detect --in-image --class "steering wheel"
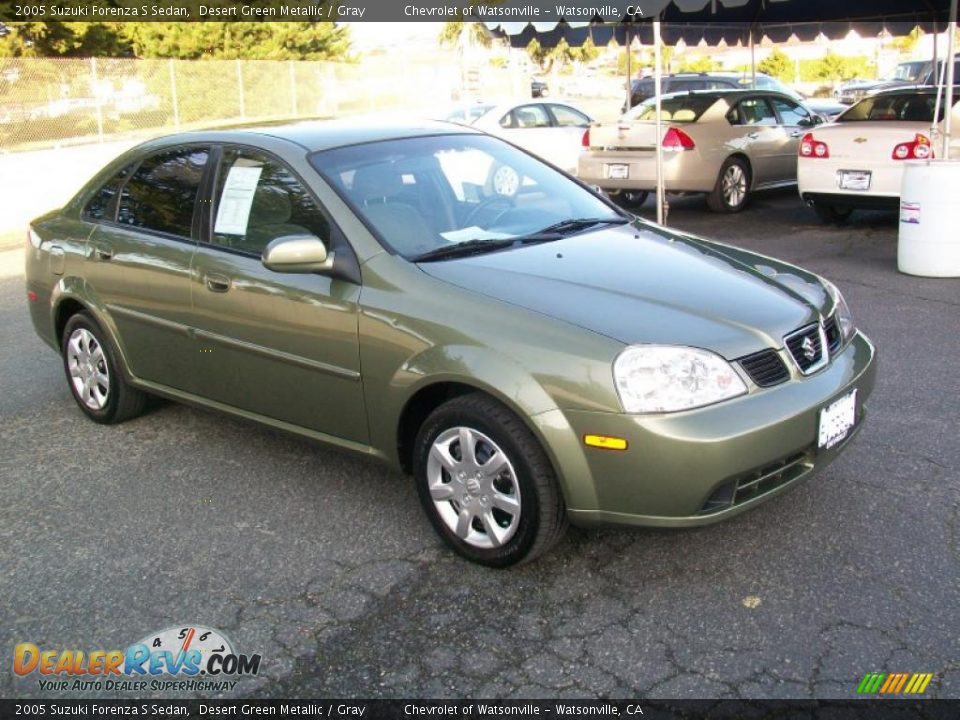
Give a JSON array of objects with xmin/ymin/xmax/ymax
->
[{"xmin": 464, "ymin": 196, "xmax": 514, "ymax": 228}]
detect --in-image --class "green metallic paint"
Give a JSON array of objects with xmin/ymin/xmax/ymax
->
[{"xmin": 26, "ymin": 124, "xmax": 878, "ymax": 530}]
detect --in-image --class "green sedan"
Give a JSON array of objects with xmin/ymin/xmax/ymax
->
[{"xmin": 24, "ymin": 121, "xmax": 876, "ymax": 566}]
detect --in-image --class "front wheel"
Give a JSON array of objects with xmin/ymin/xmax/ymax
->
[
  {"xmin": 413, "ymin": 394, "xmax": 567, "ymax": 567},
  {"xmin": 61, "ymin": 312, "xmax": 146, "ymax": 424},
  {"xmin": 707, "ymin": 157, "xmax": 750, "ymax": 213}
]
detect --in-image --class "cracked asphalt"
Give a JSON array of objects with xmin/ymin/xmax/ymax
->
[{"xmin": 2, "ymin": 187, "xmax": 958, "ymax": 700}]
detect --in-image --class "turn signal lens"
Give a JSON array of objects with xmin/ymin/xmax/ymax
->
[
  {"xmin": 799, "ymin": 133, "xmax": 830, "ymax": 158},
  {"xmin": 583, "ymin": 435, "xmax": 628, "ymax": 451},
  {"xmin": 892, "ymin": 134, "xmax": 933, "ymax": 160}
]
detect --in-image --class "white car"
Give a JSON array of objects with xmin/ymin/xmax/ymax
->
[
  {"xmin": 798, "ymin": 87, "xmax": 960, "ymax": 222},
  {"xmin": 469, "ymin": 101, "xmax": 593, "ymax": 175}
]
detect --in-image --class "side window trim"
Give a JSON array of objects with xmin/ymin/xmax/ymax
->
[
  {"xmin": 80, "ymin": 159, "xmax": 141, "ymax": 224},
  {"xmin": 99, "ymin": 143, "xmax": 212, "ymax": 245}
]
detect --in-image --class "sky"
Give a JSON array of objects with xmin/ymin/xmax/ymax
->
[{"xmin": 344, "ymin": 22, "xmax": 446, "ymax": 50}]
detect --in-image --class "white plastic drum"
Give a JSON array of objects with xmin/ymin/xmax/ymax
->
[{"xmin": 898, "ymin": 160, "xmax": 960, "ymax": 277}]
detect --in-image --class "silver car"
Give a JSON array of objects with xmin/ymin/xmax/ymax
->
[{"xmin": 580, "ymin": 90, "xmax": 825, "ymax": 212}]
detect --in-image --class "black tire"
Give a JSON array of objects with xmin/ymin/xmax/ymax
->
[
  {"xmin": 61, "ymin": 311, "xmax": 146, "ymax": 424},
  {"xmin": 413, "ymin": 393, "xmax": 567, "ymax": 567},
  {"xmin": 611, "ymin": 190, "xmax": 649, "ymax": 209},
  {"xmin": 812, "ymin": 203, "xmax": 853, "ymax": 224},
  {"xmin": 707, "ymin": 157, "xmax": 751, "ymax": 213}
]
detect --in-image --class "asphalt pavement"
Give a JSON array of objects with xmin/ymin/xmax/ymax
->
[{"xmin": 2, "ymin": 188, "xmax": 958, "ymax": 700}]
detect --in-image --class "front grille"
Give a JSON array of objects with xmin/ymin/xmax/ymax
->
[
  {"xmin": 785, "ymin": 323, "xmax": 826, "ymax": 374},
  {"xmin": 823, "ymin": 315, "xmax": 842, "ymax": 352},
  {"xmin": 698, "ymin": 451, "xmax": 813, "ymax": 515},
  {"xmin": 739, "ymin": 349, "xmax": 790, "ymax": 388}
]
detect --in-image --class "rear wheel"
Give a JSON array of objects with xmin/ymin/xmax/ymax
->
[
  {"xmin": 61, "ymin": 312, "xmax": 146, "ymax": 424},
  {"xmin": 812, "ymin": 203, "xmax": 853, "ymax": 224},
  {"xmin": 707, "ymin": 157, "xmax": 750, "ymax": 213},
  {"xmin": 610, "ymin": 189, "xmax": 649, "ymax": 209},
  {"xmin": 413, "ymin": 393, "xmax": 567, "ymax": 567}
]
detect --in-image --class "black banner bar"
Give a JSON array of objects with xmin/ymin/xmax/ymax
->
[
  {"xmin": 1, "ymin": 0, "xmax": 951, "ymax": 24},
  {"xmin": 3, "ymin": 699, "xmax": 960, "ymax": 720}
]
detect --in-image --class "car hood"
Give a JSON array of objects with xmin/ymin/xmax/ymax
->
[{"xmin": 418, "ymin": 224, "xmax": 830, "ymax": 360}]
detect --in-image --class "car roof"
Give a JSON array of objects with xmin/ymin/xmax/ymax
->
[
  {"xmin": 870, "ymin": 84, "xmax": 960, "ymax": 97},
  {"xmin": 137, "ymin": 118, "xmax": 478, "ymax": 153}
]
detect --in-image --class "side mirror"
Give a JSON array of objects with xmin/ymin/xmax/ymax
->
[
  {"xmin": 262, "ymin": 234, "xmax": 334, "ymax": 274},
  {"xmin": 797, "ymin": 115, "xmax": 823, "ymax": 127}
]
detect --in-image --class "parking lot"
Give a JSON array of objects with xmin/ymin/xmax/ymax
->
[{"xmin": 2, "ymin": 188, "xmax": 959, "ymax": 700}]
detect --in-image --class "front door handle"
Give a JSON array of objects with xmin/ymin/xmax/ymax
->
[
  {"xmin": 93, "ymin": 244, "xmax": 113, "ymax": 261},
  {"xmin": 204, "ymin": 274, "xmax": 231, "ymax": 293},
  {"xmin": 790, "ymin": 130, "xmax": 804, "ymax": 138},
  {"xmin": 747, "ymin": 131, "xmax": 760, "ymax": 140}
]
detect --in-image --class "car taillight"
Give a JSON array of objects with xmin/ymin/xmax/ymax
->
[
  {"xmin": 581, "ymin": 128, "xmax": 590, "ymax": 147},
  {"xmin": 799, "ymin": 133, "xmax": 830, "ymax": 158},
  {"xmin": 663, "ymin": 127, "xmax": 695, "ymax": 152},
  {"xmin": 892, "ymin": 134, "xmax": 933, "ymax": 160}
]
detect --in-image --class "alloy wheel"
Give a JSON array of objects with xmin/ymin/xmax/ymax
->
[{"xmin": 66, "ymin": 328, "xmax": 110, "ymax": 410}]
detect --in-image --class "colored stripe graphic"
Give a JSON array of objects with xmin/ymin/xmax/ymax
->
[{"xmin": 859, "ymin": 672, "xmax": 934, "ymax": 695}]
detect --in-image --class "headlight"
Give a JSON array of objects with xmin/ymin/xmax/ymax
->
[
  {"xmin": 613, "ymin": 345, "xmax": 747, "ymax": 414},
  {"xmin": 824, "ymin": 280, "xmax": 856, "ymax": 342}
]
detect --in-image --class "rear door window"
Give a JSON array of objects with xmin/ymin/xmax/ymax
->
[
  {"xmin": 501, "ymin": 104, "xmax": 551, "ymax": 129},
  {"xmin": 117, "ymin": 147, "xmax": 209, "ymax": 238},
  {"xmin": 83, "ymin": 162, "xmax": 136, "ymax": 222},
  {"xmin": 731, "ymin": 98, "xmax": 778, "ymax": 126}
]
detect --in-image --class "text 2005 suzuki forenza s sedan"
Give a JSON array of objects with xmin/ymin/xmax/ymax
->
[{"xmin": 26, "ymin": 121, "xmax": 876, "ymax": 566}]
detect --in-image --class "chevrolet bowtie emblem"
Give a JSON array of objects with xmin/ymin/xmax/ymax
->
[{"xmin": 854, "ymin": 137, "xmax": 868, "ymax": 143}]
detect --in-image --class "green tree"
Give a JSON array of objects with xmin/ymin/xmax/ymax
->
[
  {"xmin": 757, "ymin": 47, "xmax": 792, "ymax": 81},
  {"xmin": 0, "ymin": 21, "xmax": 351, "ymax": 61},
  {"xmin": 438, "ymin": 22, "xmax": 492, "ymax": 49},
  {"xmin": 0, "ymin": 22, "xmax": 133, "ymax": 57},
  {"xmin": 678, "ymin": 55, "xmax": 721, "ymax": 73}
]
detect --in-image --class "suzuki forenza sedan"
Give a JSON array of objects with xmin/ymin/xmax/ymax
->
[{"xmin": 26, "ymin": 121, "xmax": 876, "ymax": 566}]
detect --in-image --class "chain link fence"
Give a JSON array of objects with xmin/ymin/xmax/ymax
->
[{"xmin": 0, "ymin": 55, "xmax": 520, "ymax": 152}]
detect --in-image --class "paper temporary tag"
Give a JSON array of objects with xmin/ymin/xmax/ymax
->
[{"xmin": 214, "ymin": 165, "xmax": 263, "ymax": 235}]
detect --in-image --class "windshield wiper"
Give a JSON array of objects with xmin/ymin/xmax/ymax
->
[
  {"xmin": 411, "ymin": 238, "xmax": 515, "ymax": 263},
  {"xmin": 512, "ymin": 217, "xmax": 632, "ymax": 243}
]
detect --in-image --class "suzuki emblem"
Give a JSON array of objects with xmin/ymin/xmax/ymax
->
[
  {"xmin": 801, "ymin": 336, "xmax": 817, "ymax": 361},
  {"xmin": 854, "ymin": 137, "xmax": 868, "ymax": 143}
]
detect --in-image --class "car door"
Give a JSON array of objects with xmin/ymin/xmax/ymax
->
[
  {"xmin": 497, "ymin": 104, "xmax": 557, "ymax": 166},
  {"xmin": 544, "ymin": 103, "xmax": 592, "ymax": 174},
  {"xmin": 768, "ymin": 96, "xmax": 814, "ymax": 181},
  {"xmin": 726, "ymin": 96, "xmax": 786, "ymax": 185},
  {"xmin": 188, "ymin": 145, "xmax": 367, "ymax": 443},
  {"xmin": 85, "ymin": 146, "xmax": 208, "ymax": 390}
]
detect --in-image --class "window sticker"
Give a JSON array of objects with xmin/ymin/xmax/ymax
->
[{"xmin": 214, "ymin": 165, "xmax": 263, "ymax": 235}]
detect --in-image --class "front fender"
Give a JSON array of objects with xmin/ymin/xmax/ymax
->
[{"xmin": 367, "ymin": 344, "xmax": 599, "ymax": 513}]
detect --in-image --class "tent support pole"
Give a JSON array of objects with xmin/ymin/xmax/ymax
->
[
  {"xmin": 750, "ymin": 28, "xmax": 756, "ymax": 87},
  {"xmin": 944, "ymin": 0, "xmax": 957, "ymax": 159},
  {"xmin": 655, "ymin": 18, "xmax": 665, "ymax": 225},
  {"xmin": 626, "ymin": 25, "xmax": 632, "ymax": 112}
]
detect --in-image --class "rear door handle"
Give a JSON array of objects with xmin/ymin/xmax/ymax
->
[
  {"xmin": 93, "ymin": 244, "xmax": 113, "ymax": 261},
  {"xmin": 790, "ymin": 130, "xmax": 804, "ymax": 138},
  {"xmin": 747, "ymin": 132, "xmax": 760, "ymax": 140},
  {"xmin": 204, "ymin": 274, "xmax": 231, "ymax": 293}
]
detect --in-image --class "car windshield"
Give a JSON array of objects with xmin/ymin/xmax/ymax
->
[
  {"xmin": 893, "ymin": 61, "xmax": 927, "ymax": 82},
  {"xmin": 838, "ymin": 93, "xmax": 949, "ymax": 122},
  {"xmin": 310, "ymin": 134, "xmax": 623, "ymax": 260},
  {"xmin": 623, "ymin": 95, "xmax": 716, "ymax": 122}
]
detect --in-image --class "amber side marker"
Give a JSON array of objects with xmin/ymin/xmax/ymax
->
[{"xmin": 583, "ymin": 434, "xmax": 628, "ymax": 451}]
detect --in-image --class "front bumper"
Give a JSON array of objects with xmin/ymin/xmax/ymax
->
[{"xmin": 550, "ymin": 331, "xmax": 876, "ymax": 528}]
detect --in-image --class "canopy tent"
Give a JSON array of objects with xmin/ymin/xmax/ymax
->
[{"xmin": 483, "ymin": 0, "xmax": 958, "ymax": 224}]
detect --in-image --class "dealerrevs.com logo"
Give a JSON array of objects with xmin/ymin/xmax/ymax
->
[{"xmin": 14, "ymin": 625, "xmax": 261, "ymax": 693}]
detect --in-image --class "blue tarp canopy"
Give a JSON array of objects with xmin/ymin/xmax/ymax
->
[{"xmin": 484, "ymin": 0, "xmax": 956, "ymax": 46}]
